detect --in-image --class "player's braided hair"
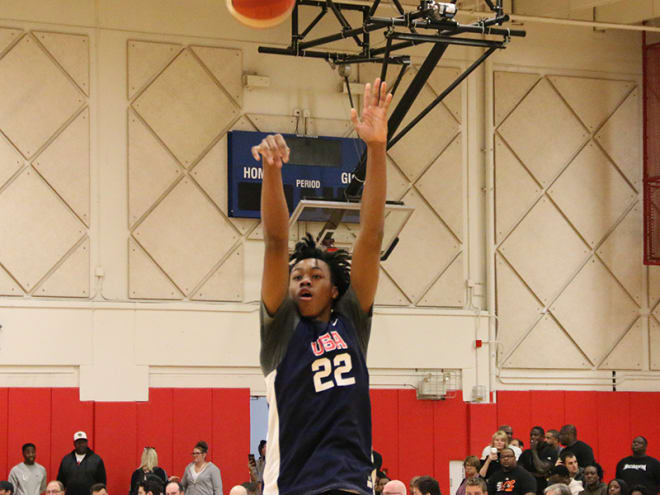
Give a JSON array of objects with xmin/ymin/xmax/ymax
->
[{"xmin": 289, "ymin": 233, "xmax": 351, "ymax": 299}]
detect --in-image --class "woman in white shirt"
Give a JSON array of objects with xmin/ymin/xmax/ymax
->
[{"xmin": 181, "ymin": 441, "xmax": 223, "ymax": 495}]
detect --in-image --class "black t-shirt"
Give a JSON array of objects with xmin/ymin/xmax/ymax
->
[
  {"xmin": 616, "ymin": 455, "xmax": 660, "ymax": 494},
  {"xmin": 487, "ymin": 466, "xmax": 537, "ymax": 495},
  {"xmin": 519, "ymin": 443, "xmax": 558, "ymax": 495},
  {"xmin": 562, "ymin": 441, "xmax": 595, "ymax": 468}
]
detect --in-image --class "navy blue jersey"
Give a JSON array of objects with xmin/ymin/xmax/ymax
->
[{"xmin": 260, "ymin": 287, "xmax": 373, "ymax": 495}]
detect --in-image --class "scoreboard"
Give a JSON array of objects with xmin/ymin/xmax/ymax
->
[{"xmin": 227, "ymin": 130, "xmax": 365, "ymax": 219}]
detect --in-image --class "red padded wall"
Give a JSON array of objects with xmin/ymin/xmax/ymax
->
[
  {"xmin": 0, "ymin": 389, "xmax": 8, "ymax": 479},
  {"xmin": 8, "ymin": 389, "xmax": 52, "ymax": 476}
]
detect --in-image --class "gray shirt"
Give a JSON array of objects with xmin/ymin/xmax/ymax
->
[
  {"xmin": 181, "ymin": 462, "xmax": 222, "ymax": 495},
  {"xmin": 8, "ymin": 462, "xmax": 47, "ymax": 495}
]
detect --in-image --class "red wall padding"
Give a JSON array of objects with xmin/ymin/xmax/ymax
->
[
  {"xmin": 2, "ymin": 387, "xmax": 660, "ymax": 495},
  {"xmin": 0, "ymin": 388, "xmax": 249, "ymax": 495}
]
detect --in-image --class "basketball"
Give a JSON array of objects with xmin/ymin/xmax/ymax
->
[{"xmin": 227, "ymin": 0, "xmax": 296, "ymax": 29}]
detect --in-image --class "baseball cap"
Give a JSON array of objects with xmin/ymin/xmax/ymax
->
[{"xmin": 73, "ymin": 431, "xmax": 87, "ymax": 441}]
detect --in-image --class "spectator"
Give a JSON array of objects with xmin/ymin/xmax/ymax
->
[
  {"xmin": 376, "ymin": 473, "xmax": 392, "ymax": 495},
  {"xmin": 487, "ymin": 447, "xmax": 536, "ymax": 495},
  {"xmin": 248, "ymin": 441, "xmax": 266, "ymax": 495},
  {"xmin": 0, "ymin": 482, "xmax": 15, "ymax": 495},
  {"xmin": 138, "ymin": 479, "xmax": 162, "ymax": 495},
  {"xmin": 579, "ymin": 465, "xmax": 606, "ymax": 495},
  {"xmin": 164, "ymin": 482, "xmax": 183, "ymax": 495},
  {"xmin": 241, "ymin": 483, "xmax": 257, "ymax": 495},
  {"xmin": 466, "ymin": 478, "xmax": 488, "ymax": 495},
  {"xmin": 546, "ymin": 432, "xmax": 561, "ymax": 455},
  {"xmin": 545, "ymin": 485, "xmax": 572, "ymax": 495},
  {"xmin": 547, "ymin": 466, "xmax": 582, "ymax": 495},
  {"xmin": 616, "ymin": 437, "xmax": 660, "ymax": 495},
  {"xmin": 630, "ymin": 486, "xmax": 648, "ymax": 495},
  {"xmin": 483, "ymin": 427, "xmax": 522, "ymax": 460},
  {"xmin": 512, "ymin": 440, "xmax": 525, "ymax": 451},
  {"xmin": 481, "ymin": 431, "xmax": 509, "ymax": 479},
  {"xmin": 457, "ymin": 457, "xmax": 483, "ymax": 495},
  {"xmin": 411, "ymin": 476, "xmax": 440, "ymax": 495},
  {"xmin": 90, "ymin": 484, "xmax": 108, "ymax": 495},
  {"xmin": 228, "ymin": 487, "xmax": 246, "ymax": 495},
  {"xmin": 181, "ymin": 441, "xmax": 222, "ymax": 495},
  {"xmin": 520, "ymin": 426, "xmax": 558, "ymax": 495},
  {"xmin": 383, "ymin": 480, "xmax": 407, "ymax": 495},
  {"xmin": 560, "ymin": 452, "xmax": 584, "ymax": 484},
  {"xmin": 57, "ymin": 431, "xmax": 106, "ymax": 495},
  {"xmin": 558, "ymin": 426, "xmax": 595, "ymax": 468},
  {"xmin": 130, "ymin": 447, "xmax": 167, "ymax": 495},
  {"xmin": 410, "ymin": 477, "xmax": 421, "ymax": 495},
  {"xmin": 608, "ymin": 480, "xmax": 630, "ymax": 495},
  {"xmin": 8, "ymin": 443, "xmax": 47, "ymax": 495},
  {"xmin": 45, "ymin": 482, "xmax": 65, "ymax": 495}
]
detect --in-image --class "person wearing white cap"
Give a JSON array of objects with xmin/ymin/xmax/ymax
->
[{"xmin": 56, "ymin": 431, "xmax": 106, "ymax": 495}]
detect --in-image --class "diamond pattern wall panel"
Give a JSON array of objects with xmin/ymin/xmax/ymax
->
[
  {"xmin": 33, "ymin": 108, "xmax": 90, "ymax": 226},
  {"xmin": 425, "ymin": 66, "xmax": 462, "ymax": 123},
  {"xmin": 190, "ymin": 45, "xmax": 243, "ymax": 107},
  {"xmin": 34, "ymin": 237, "xmax": 89, "ymax": 298},
  {"xmin": 495, "ymin": 135, "xmax": 542, "ymax": 243},
  {"xmin": 600, "ymin": 318, "xmax": 643, "ymax": 370},
  {"xmin": 375, "ymin": 268, "xmax": 411, "ymax": 306},
  {"xmin": 192, "ymin": 245, "xmax": 244, "ymax": 302},
  {"xmin": 418, "ymin": 252, "xmax": 465, "ymax": 307},
  {"xmin": 493, "ymin": 71, "xmax": 540, "ymax": 126},
  {"xmin": 0, "ymin": 34, "xmax": 84, "ymax": 158},
  {"xmin": 132, "ymin": 48, "xmax": 239, "ymax": 168},
  {"xmin": 127, "ymin": 40, "xmax": 181, "ymax": 100},
  {"xmin": 415, "ymin": 134, "xmax": 463, "ymax": 241},
  {"xmin": 498, "ymin": 196, "xmax": 590, "ymax": 304},
  {"xmin": 0, "ymin": 28, "xmax": 21, "ymax": 55},
  {"xmin": 549, "ymin": 76, "xmax": 634, "ymax": 133},
  {"xmin": 35, "ymin": 31, "xmax": 89, "ymax": 95},
  {"xmin": 0, "ymin": 168, "xmax": 85, "ymax": 291},
  {"xmin": 548, "ymin": 141, "xmax": 636, "ymax": 247},
  {"xmin": 650, "ymin": 266, "xmax": 660, "ymax": 309},
  {"xmin": 596, "ymin": 89, "xmax": 641, "ymax": 190},
  {"xmin": 596, "ymin": 204, "xmax": 643, "ymax": 305},
  {"xmin": 382, "ymin": 188, "xmax": 460, "ymax": 303},
  {"xmin": 128, "ymin": 238, "xmax": 183, "ymax": 300},
  {"xmin": 132, "ymin": 178, "xmax": 239, "ymax": 296},
  {"xmin": 494, "ymin": 72, "xmax": 646, "ymax": 370},
  {"xmin": 651, "ymin": 317, "xmax": 660, "ymax": 370},
  {"xmin": 496, "ymin": 254, "xmax": 544, "ymax": 360},
  {"xmin": 0, "ymin": 265, "xmax": 22, "ymax": 296},
  {"xmin": 551, "ymin": 257, "xmax": 639, "ymax": 366},
  {"xmin": 498, "ymin": 78, "xmax": 589, "ymax": 187},
  {"xmin": 504, "ymin": 314, "xmax": 590, "ymax": 369},
  {"xmin": 128, "ymin": 110, "xmax": 182, "ymax": 226}
]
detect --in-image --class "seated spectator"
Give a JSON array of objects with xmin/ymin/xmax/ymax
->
[
  {"xmin": 482, "ymin": 427, "xmax": 522, "ymax": 460},
  {"xmin": 228, "ymin": 487, "xmax": 246, "ymax": 495},
  {"xmin": 138, "ymin": 479, "xmax": 163, "ymax": 495},
  {"xmin": 457, "ymin": 457, "xmax": 482, "ymax": 495},
  {"xmin": 487, "ymin": 448, "xmax": 536, "ymax": 495},
  {"xmin": 547, "ymin": 465, "xmax": 581, "ymax": 495},
  {"xmin": 559, "ymin": 452, "xmax": 584, "ymax": 484},
  {"xmin": 512, "ymin": 440, "xmax": 525, "ymax": 451},
  {"xmin": 579, "ymin": 465, "xmax": 606, "ymax": 495},
  {"xmin": 90, "ymin": 484, "xmax": 108, "ymax": 495},
  {"xmin": 546, "ymin": 431, "xmax": 561, "ymax": 455},
  {"xmin": 608, "ymin": 480, "xmax": 630, "ymax": 495},
  {"xmin": 630, "ymin": 486, "xmax": 648, "ymax": 495},
  {"xmin": 411, "ymin": 476, "xmax": 440, "ymax": 495},
  {"xmin": 481, "ymin": 431, "xmax": 509, "ymax": 479},
  {"xmin": 466, "ymin": 478, "xmax": 488, "ymax": 495},
  {"xmin": 0, "ymin": 482, "xmax": 15, "ymax": 495},
  {"xmin": 164, "ymin": 481, "xmax": 183, "ymax": 495},
  {"xmin": 377, "ymin": 473, "xmax": 392, "ymax": 495},
  {"xmin": 520, "ymin": 426, "xmax": 558, "ymax": 495},
  {"xmin": 546, "ymin": 484, "xmax": 572, "ymax": 495},
  {"xmin": 616, "ymin": 437, "xmax": 660, "ymax": 495},
  {"xmin": 383, "ymin": 480, "xmax": 407, "ymax": 495}
]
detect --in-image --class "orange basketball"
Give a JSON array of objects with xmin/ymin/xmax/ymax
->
[{"xmin": 227, "ymin": 0, "xmax": 296, "ymax": 29}]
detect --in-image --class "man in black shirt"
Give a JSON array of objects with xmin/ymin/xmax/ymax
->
[
  {"xmin": 559, "ymin": 425, "xmax": 595, "ymax": 468},
  {"xmin": 616, "ymin": 436, "xmax": 660, "ymax": 495},
  {"xmin": 519, "ymin": 427, "xmax": 558, "ymax": 495},
  {"xmin": 488, "ymin": 448, "xmax": 537, "ymax": 495}
]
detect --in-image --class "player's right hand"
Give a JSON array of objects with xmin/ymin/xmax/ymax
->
[{"xmin": 251, "ymin": 134, "xmax": 290, "ymax": 168}]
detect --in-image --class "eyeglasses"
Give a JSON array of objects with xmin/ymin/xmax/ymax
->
[
  {"xmin": 46, "ymin": 490, "xmax": 63, "ymax": 494},
  {"xmin": 191, "ymin": 451, "xmax": 204, "ymax": 456}
]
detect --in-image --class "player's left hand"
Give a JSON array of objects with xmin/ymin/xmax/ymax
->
[{"xmin": 351, "ymin": 77, "xmax": 392, "ymax": 146}]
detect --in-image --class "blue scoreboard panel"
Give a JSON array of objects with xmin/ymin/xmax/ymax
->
[{"xmin": 227, "ymin": 130, "xmax": 365, "ymax": 219}]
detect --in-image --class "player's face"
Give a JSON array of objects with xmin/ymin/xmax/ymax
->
[{"xmin": 289, "ymin": 258, "xmax": 338, "ymax": 321}]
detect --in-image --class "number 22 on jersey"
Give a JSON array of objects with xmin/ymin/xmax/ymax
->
[{"xmin": 311, "ymin": 352, "xmax": 356, "ymax": 392}]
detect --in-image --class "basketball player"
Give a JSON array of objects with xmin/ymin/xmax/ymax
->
[{"xmin": 251, "ymin": 77, "xmax": 392, "ymax": 495}]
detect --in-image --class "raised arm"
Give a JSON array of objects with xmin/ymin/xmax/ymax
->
[
  {"xmin": 350, "ymin": 78, "xmax": 392, "ymax": 313},
  {"xmin": 252, "ymin": 134, "xmax": 291, "ymax": 314}
]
